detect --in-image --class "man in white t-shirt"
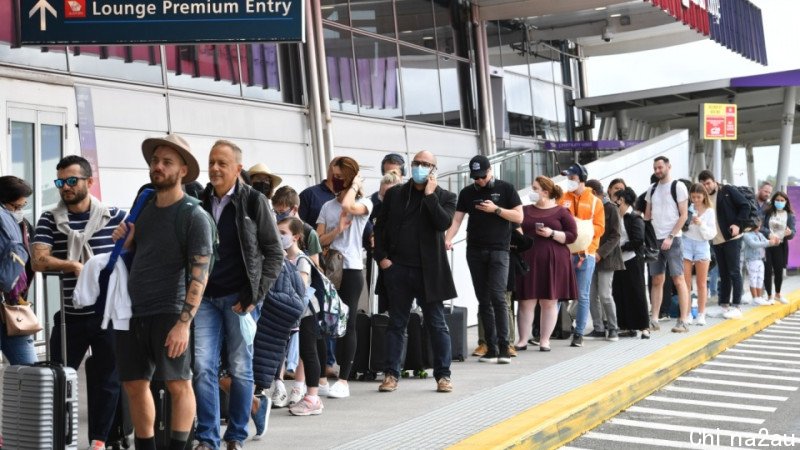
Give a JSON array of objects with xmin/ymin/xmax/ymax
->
[{"xmin": 644, "ymin": 156, "xmax": 691, "ymax": 333}]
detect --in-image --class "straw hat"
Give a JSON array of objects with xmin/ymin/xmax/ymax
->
[
  {"xmin": 141, "ymin": 134, "xmax": 200, "ymax": 183},
  {"xmin": 248, "ymin": 163, "xmax": 282, "ymax": 187}
]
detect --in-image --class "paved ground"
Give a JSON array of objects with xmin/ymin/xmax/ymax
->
[{"xmin": 3, "ymin": 275, "xmax": 799, "ymax": 449}]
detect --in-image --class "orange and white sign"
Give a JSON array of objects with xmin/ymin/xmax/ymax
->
[{"xmin": 701, "ymin": 103, "xmax": 737, "ymax": 140}]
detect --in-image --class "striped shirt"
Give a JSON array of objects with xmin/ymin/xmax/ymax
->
[{"xmin": 33, "ymin": 207, "xmax": 126, "ymax": 316}]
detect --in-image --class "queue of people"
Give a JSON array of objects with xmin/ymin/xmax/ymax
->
[{"xmin": 0, "ymin": 143, "xmax": 796, "ymax": 450}]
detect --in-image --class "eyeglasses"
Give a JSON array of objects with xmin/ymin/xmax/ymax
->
[
  {"xmin": 4, "ymin": 201, "xmax": 27, "ymax": 212},
  {"xmin": 411, "ymin": 160, "xmax": 436, "ymax": 169},
  {"xmin": 54, "ymin": 177, "xmax": 87, "ymax": 189}
]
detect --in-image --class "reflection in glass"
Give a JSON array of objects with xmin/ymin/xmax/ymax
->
[
  {"xmin": 349, "ymin": 0, "xmax": 396, "ymax": 39},
  {"xmin": 439, "ymin": 57, "xmax": 462, "ymax": 127},
  {"xmin": 399, "ymin": 45, "xmax": 442, "ymax": 126},
  {"xmin": 324, "ymin": 26, "xmax": 359, "ymax": 114},
  {"xmin": 499, "ymin": 27, "xmax": 529, "ymax": 76},
  {"xmin": 485, "ymin": 21, "xmax": 503, "ymax": 68},
  {"xmin": 68, "ymin": 45, "xmax": 163, "ymax": 85},
  {"xmin": 241, "ymin": 44, "xmax": 284, "ymax": 102},
  {"xmin": 395, "ymin": 0, "xmax": 434, "ymax": 48},
  {"xmin": 433, "ymin": 1, "xmax": 456, "ymax": 55},
  {"xmin": 352, "ymin": 34, "xmax": 401, "ymax": 119},
  {"xmin": 0, "ymin": 45, "xmax": 67, "ymax": 71},
  {"xmin": 40, "ymin": 125, "xmax": 63, "ymax": 213},
  {"xmin": 10, "ymin": 122, "xmax": 35, "ymax": 224},
  {"xmin": 320, "ymin": 0, "xmax": 350, "ymax": 26},
  {"xmin": 165, "ymin": 45, "xmax": 242, "ymax": 97}
]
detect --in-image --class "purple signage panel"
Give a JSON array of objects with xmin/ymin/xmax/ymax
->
[
  {"xmin": 788, "ymin": 186, "xmax": 800, "ymax": 269},
  {"xmin": 74, "ymin": 85, "xmax": 102, "ymax": 200},
  {"xmin": 543, "ymin": 140, "xmax": 643, "ymax": 151}
]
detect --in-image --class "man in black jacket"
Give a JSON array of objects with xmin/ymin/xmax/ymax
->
[
  {"xmin": 194, "ymin": 140, "xmax": 283, "ymax": 450},
  {"xmin": 698, "ymin": 170, "xmax": 751, "ymax": 319},
  {"xmin": 374, "ymin": 150, "xmax": 457, "ymax": 394}
]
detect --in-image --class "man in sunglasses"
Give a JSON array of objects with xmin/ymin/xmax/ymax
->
[
  {"xmin": 31, "ymin": 155, "xmax": 127, "ymax": 450},
  {"xmin": 445, "ymin": 155, "xmax": 523, "ymax": 364}
]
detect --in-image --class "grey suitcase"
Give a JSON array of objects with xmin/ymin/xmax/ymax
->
[{"xmin": 2, "ymin": 363, "xmax": 79, "ymax": 449}]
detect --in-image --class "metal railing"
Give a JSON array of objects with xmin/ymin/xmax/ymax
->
[{"xmin": 437, "ymin": 147, "xmax": 560, "ymax": 193}]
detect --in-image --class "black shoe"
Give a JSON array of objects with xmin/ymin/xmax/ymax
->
[
  {"xmin": 498, "ymin": 348, "xmax": 511, "ymax": 364},
  {"xmin": 478, "ymin": 351, "xmax": 498, "ymax": 363},
  {"xmin": 586, "ymin": 330, "xmax": 606, "ymax": 339},
  {"xmin": 528, "ymin": 336, "xmax": 540, "ymax": 346},
  {"xmin": 570, "ymin": 334, "xmax": 584, "ymax": 347},
  {"xmin": 606, "ymin": 330, "xmax": 619, "ymax": 341},
  {"xmin": 620, "ymin": 330, "xmax": 637, "ymax": 338}
]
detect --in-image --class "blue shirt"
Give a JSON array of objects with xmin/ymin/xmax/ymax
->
[{"xmin": 298, "ymin": 182, "xmax": 334, "ymax": 227}]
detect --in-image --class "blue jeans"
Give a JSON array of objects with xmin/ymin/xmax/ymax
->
[
  {"xmin": 194, "ymin": 293, "xmax": 255, "ymax": 448},
  {"xmin": 1, "ymin": 321, "xmax": 36, "ymax": 365},
  {"xmin": 466, "ymin": 248, "xmax": 510, "ymax": 353},
  {"xmin": 384, "ymin": 264, "xmax": 452, "ymax": 380},
  {"xmin": 708, "ymin": 265, "xmax": 720, "ymax": 297},
  {"xmin": 572, "ymin": 254, "xmax": 596, "ymax": 337}
]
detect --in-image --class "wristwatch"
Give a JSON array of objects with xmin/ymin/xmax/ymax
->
[
  {"xmin": 494, "ymin": 207, "xmax": 502, "ymax": 216},
  {"xmin": 668, "ymin": 233, "xmax": 675, "ymax": 239}
]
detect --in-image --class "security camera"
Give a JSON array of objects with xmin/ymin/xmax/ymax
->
[{"xmin": 602, "ymin": 26, "xmax": 614, "ymax": 42}]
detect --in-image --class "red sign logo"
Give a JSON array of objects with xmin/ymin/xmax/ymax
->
[{"xmin": 64, "ymin": 0, "xmax": 86, "ymax": 18}]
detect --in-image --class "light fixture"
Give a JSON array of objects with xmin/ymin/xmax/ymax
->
[
  {"xmin": 595, "ymin": 6, "xmax": 607, "ymax": 11},
  {"xmin": 610, "ymin": 13, "xmax": 622, "ymax": 18}
]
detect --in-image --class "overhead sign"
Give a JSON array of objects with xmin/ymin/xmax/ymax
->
[
  {"xmin": 543, "ymin": 140, "xmax": 643, "ymax": 151},
  {"xmin": 701, "ymin": 103, "xmax": 737, "ymax": 140},
  {"xmin": 18, "ymin": 0, "xmax": 304, "ymax": 45}
]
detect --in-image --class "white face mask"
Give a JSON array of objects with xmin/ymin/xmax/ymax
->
[
  {"xmin": 566, "ymin": 180, "xmax": 579, "ymax": 192},
  {"xmin": 11, "ymin": 210, "xmax": 24, "ymax": 224},
  {"xmin": 528, "ymin": 191, "xmax": 540, "ymax": 203},
  {"xmin": 280, "ymin": 233, "xmax": 294, "ymax": 250}
]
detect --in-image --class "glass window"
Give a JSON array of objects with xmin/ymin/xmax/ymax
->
[
  {"xmin": 324, "ymin": 26, "xmax": 359, "ymax": 114},
  {"xmin": 10, "ymin": 121, "xmax": 35, "ymax": 224},
  {"xmin": 164, "ymin": 45, "xmax": 242, "ymax": 97},
  {"xmin": 399, "ymin": 45, "xmax": 442, "ymax": 126},
  {"xmin": 240, "ymin": 43, "xmax": 284, "ymax": 102},
  {"xmin": 532, "ymin": 79, "xmax": 558, "ymax": 123},
  {"xmin": 485, "ymin": 21, "xmax": 503, "ymax": 68},
  {"xmin": 40, "ymin": 124, "xmax": 62, "ymax": 211},
  {"xmin": 433, "ymin": 1, "xmax": 456, "ymax": 55},
  {"xmin": 320, "ymin": 0, "xmax": 350, "ymax": 26},
  {"xmin": 439, "ymin": 57, "xmax": 462, "ymax": 127},
  {"xmin": 68, "ymin": 45, "xmax": 163, "ymax": 85},
  {"xmin": 498, "ymin": 28, "xmax": 529, "ymax": 75},
  {"xmin": 395, "ymin": 0, "xmax": 434, "ymax": 48},
  {"xmin": 0, "ymin": 45, "xmax": 67, "ymax": 71},
  {"xmin": 349, "ymin": 0, "xmax": 396, "ymax": 39},
  {"xmin": 352, "ymin": 34, "xmax": 402, "ymax": 119}
]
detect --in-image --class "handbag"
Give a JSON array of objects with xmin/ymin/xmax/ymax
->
[
  {"xmin": 1, "ymin": 298, "xmax": 43, "ymax": 336},
  {"xmin": 320, "ymin": 248, "xmax": 344, "ymax": 290},
  {"xmin": 566, "ymin": 198, "xmax": 597, "ymax": 254}
]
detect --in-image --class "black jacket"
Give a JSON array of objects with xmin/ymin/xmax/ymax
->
[
  {"xmin": 713, "ymin": 184, "xmax": 750, "ymax": 242},
  {"xmin": 597, "ymin": 200, "xmax": 624, "ymax": 271},
  {"xmin": 202, "ymin": 181, "xmax": 283, "ymax": 309},
  {"xmin": 621, "ymin": 212, "xmax": 645, "ymax": 258},
  {"xmin": 374, "ymin": 181, "xmax": 457, "ymax": 303}
]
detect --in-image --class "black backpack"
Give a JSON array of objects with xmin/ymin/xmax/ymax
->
[
  {"xmin": 648, "ymin": 179, "xmax": 693, "ymax": 231},
  {"xmin": 729, "ymin": 185, "xmax": 760, "ymax": 231}
]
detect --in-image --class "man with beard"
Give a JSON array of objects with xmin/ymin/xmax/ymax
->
[
  {"xmin": 112, "ymin": 134, "xmax": 214, "ymax": 450},
  {"xmin": 32, "ymin": 155, "xmax": 127, "ymax": 450},
  {"xmin": 756, "ymin": 181, "xmax": 773, "ymax": 220}
]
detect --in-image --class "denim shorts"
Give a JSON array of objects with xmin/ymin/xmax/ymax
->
[
  {"xmin": 648, "ymin": 236, "xmax": 685, "ymax": 276},
  {"xmin": 681, "ymin": 237, "xmax": 711, "ymax": 262}
]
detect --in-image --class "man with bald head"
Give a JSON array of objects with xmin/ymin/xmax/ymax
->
[{"xmin": 374, "ymin": 151, "xmax": 457, "ymax": 394}]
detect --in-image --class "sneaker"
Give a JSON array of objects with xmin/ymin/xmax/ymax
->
[
  {"xmin": 436, "ymin": 377, "xmax": 453, "ymax": 393},
  {"xmin": 695, "ymin": 313, "xmax": 706, "ymax": 326},
  {"xmin": 640, "ymin": 330, "xmax": 650, "ymax": 339},
  {"xmin": 754, "ymin": 296, "xmax": 771, "ymax": 306},
  {"xmin": 379, "ymin": 374, "xmax": 398, "ymax": 392},
  {"xmin": 671, "ymin": 321, "xmax": 689, "ymax": 333},
  {"xmin": 527, "ymin": 336, "xmax": 540, "ymax": 346},
  {"xmin": 194, "ymin": 443, "xmax": 214, "ymax": 450},
  {"xmin": 288, "ymin": 395, "xmax": 323, "ymax": 416},
  {"xmin": 318, "ymin": 382, "xmax": 330, "ymax": 397},
  {"xmin": 288, "ymin": 384, "xmax": 306, "ymax": 406},
  {"xmin": 271, "ymin": 380, "xmax": 288, "ymax": 408},
  {"xmin": 606, "ymin": 330, "xmax": 619, "ymax": 342},
  {"xmin": 497, "ymin": 348, "xmax": 511, "ymax": 364},
  {"xmin": 478, "ymin": 350, "xmax": 498, "ymax": 363},
  {"xmin": 586, "ymin": 330, "xmax": 606, "ymax": 339},
  {"xmin": 777, "ymin": 294, "xmax": 789, "ymax": 305},
  {"xmin": 226, "ymin": 441, "xmax": 243, "ymax": 450},
  {"xmin": 706, "ymin": 306, "xmax": 726, "ymax": 318},
  {"xmin": 620, "ymin": 330, "xmax": 637, "ymax": 338},
  {"xmin": 570, "ymin": 334, "xmax": 583, "ymax": 347},
  {"xmin": 507, "ymin": 345, "xmax": 517, "ymax": 358},
  {"xmin": 88, "ymin": 440, "xmax": 105, "ymax": 450},
  {"xmin": 685, "ymin": 316, "xmax": 694, "ymax": 326},
  {"xmin": 471, "ymin": 343, "xmax": 488, "ymax": 357},
  {"xmin": 251, "ymin": 394, "xmax": 270, "ymax": 440},
  {"xmin": 649, "ymin": 319, "xmax": 661, "ymax": 332},
  {"xmin": 740, "ymin": 295, "xmax": 752, "ymax": 305},
  {"xmin": 723, "ymin": 307, "xmax": 743, "ymax": 319},
  {"xmin": 327, "ymin": 380, "xmax": 350, "ymax": 398}
]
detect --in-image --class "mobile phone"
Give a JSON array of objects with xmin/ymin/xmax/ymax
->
[
  {"xmin": 535, "ymin": 222, "xmax": 544, "ymax": 229},
  {"xmin": 473, "ymin": 199, "xmax": 486, "ymax": 205}
]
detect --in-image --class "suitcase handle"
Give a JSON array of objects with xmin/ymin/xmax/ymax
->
[{"xmin": 65, "ymin": 402, "xmax": 74, "ymax": 444}]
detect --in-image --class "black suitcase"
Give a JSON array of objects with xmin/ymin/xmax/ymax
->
[
  {"xmin": 403, "ymin": 309, "xmax": 431, "ymax": 378},
  {"xmin": 347, "ymin": 310, "xmax": 373, "ymax": 380},
  {"xmin": 533, "ymin": 302, "xmax": 573, "ymax": 340},
  {"xmin": 152, "ymin": 381, "xmax": 196, "ymax": 450},
  {"xmin": 444, "ymin": 304, "xmax": 468, "ymax": 362},
  {"xmin": 369, "ymin": 313, "xmax": 390, "ymax": 374}
]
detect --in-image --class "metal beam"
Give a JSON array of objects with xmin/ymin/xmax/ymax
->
[{"xmin": 777, "ymin": 87, "xmax": 797, "ymax": 191}]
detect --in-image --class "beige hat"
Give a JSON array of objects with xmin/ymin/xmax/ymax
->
[
  {"xmin": 248, "ymin": 163, "xmax": 282, "ymax": 187},
  {"xmin": 141, "ymin": 134, "xmax": 200, "ymax": 183}
]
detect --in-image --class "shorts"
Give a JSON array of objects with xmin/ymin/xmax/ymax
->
[
  {"xmin": 648, "ymin": 237, "xmax": 685, "ymax": 277},
  {"xmin": 115, "ymin": 314, "xmax": 192, "ymax": 382},
  {"xmin": 746, "ymin": 260, "xmax": 764, "ymax": 289},
  {"xmin": 682, "ymin": 237, "xmax": 711, "ymax": 262}
]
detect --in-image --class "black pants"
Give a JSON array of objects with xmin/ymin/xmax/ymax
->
[
  {"xmin": 298, "ymin": 315, "xmax": 326, "ymax": 388},
  {"xmin": 466, "ymin": 248, "xmax": 510, "ymax": 353},
  {"xmin": 335, "ymin": 269, "xmax": 364, "ymax": 380},
  {"xmin": 51, "ymin": 312, "xmax": 120, "ymax": 442},
  {"xmin": 764, "ymin": 241, "xmax": 788, "ymax": 296},
  {"xmin": 713, "ymin": 239, "xmax": 743, "ymax": 306}
]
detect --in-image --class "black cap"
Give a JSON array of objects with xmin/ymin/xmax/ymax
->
[
  {"xmin": 469, "ymin": 155, "xmax": 490, "ymax": 179},
  {"xmin": 561, "ymin": 163, "xmax": 588, "ymax": 182}
]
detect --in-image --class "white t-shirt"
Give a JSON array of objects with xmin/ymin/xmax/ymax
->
[
  {"xmin": 317, "ymin": 197, "xmax": 373, "ymax": 270},
  {"xmin": 645, "ymin": 180, "xmax": 689, "ymax": 240},
  {"xmin": 683, "ymin": 208, "xmax": 717, "ymax": 242}
]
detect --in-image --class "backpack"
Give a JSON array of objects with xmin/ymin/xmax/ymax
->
[
  {"xmin": 642, "ymin": 220, "xmax": 660, "ymax": 263},
  {"xmin": 729, "ymin": 185, "xmax": 760, "ymax": 231},
  {"xmin": 173, "ymin": 195, "xmax": 219, "ymax": 284},
  {"xmin": 0, "ymin": 209, "xmax": 28, "ymax": 293},
  {"xmin": 303, "ymin": 255, "xmax": 349, "ymax": 338},
  {"xmin": 649, "ymin": 179, "xmax": 693, "ymax": 231}
]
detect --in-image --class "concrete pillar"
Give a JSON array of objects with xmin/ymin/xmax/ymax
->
[
  {"xmin": 615, "ymin": 110, "xmax": 630, "ymax": 140},
  {"xmin": 777, "ymin": 86, "xmax": 797, "ymax": 191},
  {"xmin": 691, "ymin": 136, "xmax": 706, "ymax": 179},
  {"xmin": 745, "ymin": 144, "xmax": 757, "ymax": 191},
  {"xmin": 713, "ymin": 139, "xmax": 723, "ymax": 182},
  {"xmin": 722, "ymin": 142, "xmax": 736, "ymax": 184}
]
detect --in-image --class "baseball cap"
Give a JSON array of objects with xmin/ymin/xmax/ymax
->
[
  {"xmin": 561, "ymin": 163, "xmax": 588, "ymax": 182},
  {"xmin": 469, "ymin": 155, "xmax": 491, "ymax": 179}
]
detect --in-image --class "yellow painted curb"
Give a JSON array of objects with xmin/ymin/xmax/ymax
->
[{"xmin": 450, "ymin": 289, "xmax": 800, "ymax": 450}]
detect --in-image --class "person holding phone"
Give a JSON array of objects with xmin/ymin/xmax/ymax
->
[{"xmin": 445, "ymin": 155, "xmax": 523, "ymax": 364}]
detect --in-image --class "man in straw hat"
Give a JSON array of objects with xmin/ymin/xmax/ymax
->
[
  {"xmin": 248, "ymin": 163, "xmax": 282, "ymax": 200},
  {"xmin": 113, "ymin": 133, "xmax": 215, "ymax": 450}
]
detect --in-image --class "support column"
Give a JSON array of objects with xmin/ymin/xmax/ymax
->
[
  {"xmin": 305, "ymin": 0, "xmax": 326, "ymax": 180},
  {"xmin": 722, "ymin": 142, "xmax": 736, "ymax": 184},
  {"xmin": 312, "ymin": 0, "xmax": 334, "ymax": 164},
  {"xmin": 713, "ymin": 139, "xmax": 722, "ymax": 182},
  {"xmin": 615, "ymin": 110, "xmax": 630, "ymax": 140},
  {"xmin": 777, "ymin": 86, "xmax": 797, "ymax": 191},
  {"xmin": 472, "ymin": 5, "xmax": 496, "ymax": 155},
  {"xmin": 745, "ymin": 144, "xmax": 756, "ymax": 191},
  {"xmin": 692, "ymin": 137, "xmax": 706, "ymax": 179}
]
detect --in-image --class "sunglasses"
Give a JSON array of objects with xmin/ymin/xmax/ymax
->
[
  {"xmin": 54, "ymin": 177, "xmax": 88, "ymax": 189},
  {"xmin": 472, "ymin": 175, "xmax": 489, "ymax": 181}
]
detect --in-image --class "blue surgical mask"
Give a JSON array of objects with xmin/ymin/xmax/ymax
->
[
  {"xmin": 275, "ymin": 210, "xmax": 291, "ymax": 222},
  {"xmin": 775, "ymin": 201, "xmax": 786, "ymax": 211},
  {"xmin": 411, "ymin": 166, "xmax": 431, "ymax": 184}
]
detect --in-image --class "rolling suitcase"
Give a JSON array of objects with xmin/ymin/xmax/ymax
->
[
  {"xmin": 444, "ymin": 302, "xmax": 468, "ymax": 362},
  {"xmin": 368, "ymin": 313, "xmax": 390, "ymax": 374},
  {"xmin": 152, "ymin": 381, "xmax": 196, "ymax": 450},
  {"xmin": 403, "ymin": 308, "xmax": 431, "ymax": 378},
  {"xmin": 348, "ymin": 310, "xmax": 373, "ymax": 380}
]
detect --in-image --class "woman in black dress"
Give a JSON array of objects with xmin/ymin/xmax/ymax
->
[
  {"xmin": 612, "ymin": 187, "xmax": 651, "ymax": 338},
  {"xmin": 515, "ymin": 176, "xmax": 577, "ymax": 351}
]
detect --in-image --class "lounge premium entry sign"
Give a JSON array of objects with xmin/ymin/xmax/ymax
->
[{"xmin": 18, "ymin": 0, "xmax": 304, "ymax": 44}]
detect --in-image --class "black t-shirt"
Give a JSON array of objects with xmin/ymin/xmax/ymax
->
[
  {"xmin": 456, "ymin": 178, "xmax": 522, "ymax": 250},
  {"xmin": 391, "ymin": 187, "xmax": 424, "ymax": 267}
]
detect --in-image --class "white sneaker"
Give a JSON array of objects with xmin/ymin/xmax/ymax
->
[
  {"xmin": 706, "ymin": 306, "xmax": 725, "ymax": 318},
  {"xmin": 271, "ymin": 380, "xmax": 289, "ymax": 408},
  {"xmin": 753, "ymin": 296, "xmax": 771, "ymax": 306},
  {"xmin": 327, "ymin": 380, "xmax": 350, "ymax": 398},
  {"xmin": 695, "ymin": 313, "xmax": 706, "ymax": 326},
  {"xmin": 288, "ymin": 384, "xmax": 306, "ymax": 406},
  {"xmin": 318, "ymin": 382, "xmax": 330, "ymax": 397},
  {"xmin": 777, "ymin": 295, "xmax": 789, "ymax": 305},
  {"xmin": 723, "ymin": 307, "xmax": 743, "ymax": 319},
  {"xmin": 740, "ymin": 295, "xmax": 752, "ymax": 305}
]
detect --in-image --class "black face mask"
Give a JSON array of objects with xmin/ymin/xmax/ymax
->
[{"xmin": 253, "ymin": 181, "xmax": 271, "ymax": 196}]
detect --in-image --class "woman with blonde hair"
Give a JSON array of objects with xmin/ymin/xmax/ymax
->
[{"xmin": 682, "ymin": 183, "xmax": 717, "ymax": 325}]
